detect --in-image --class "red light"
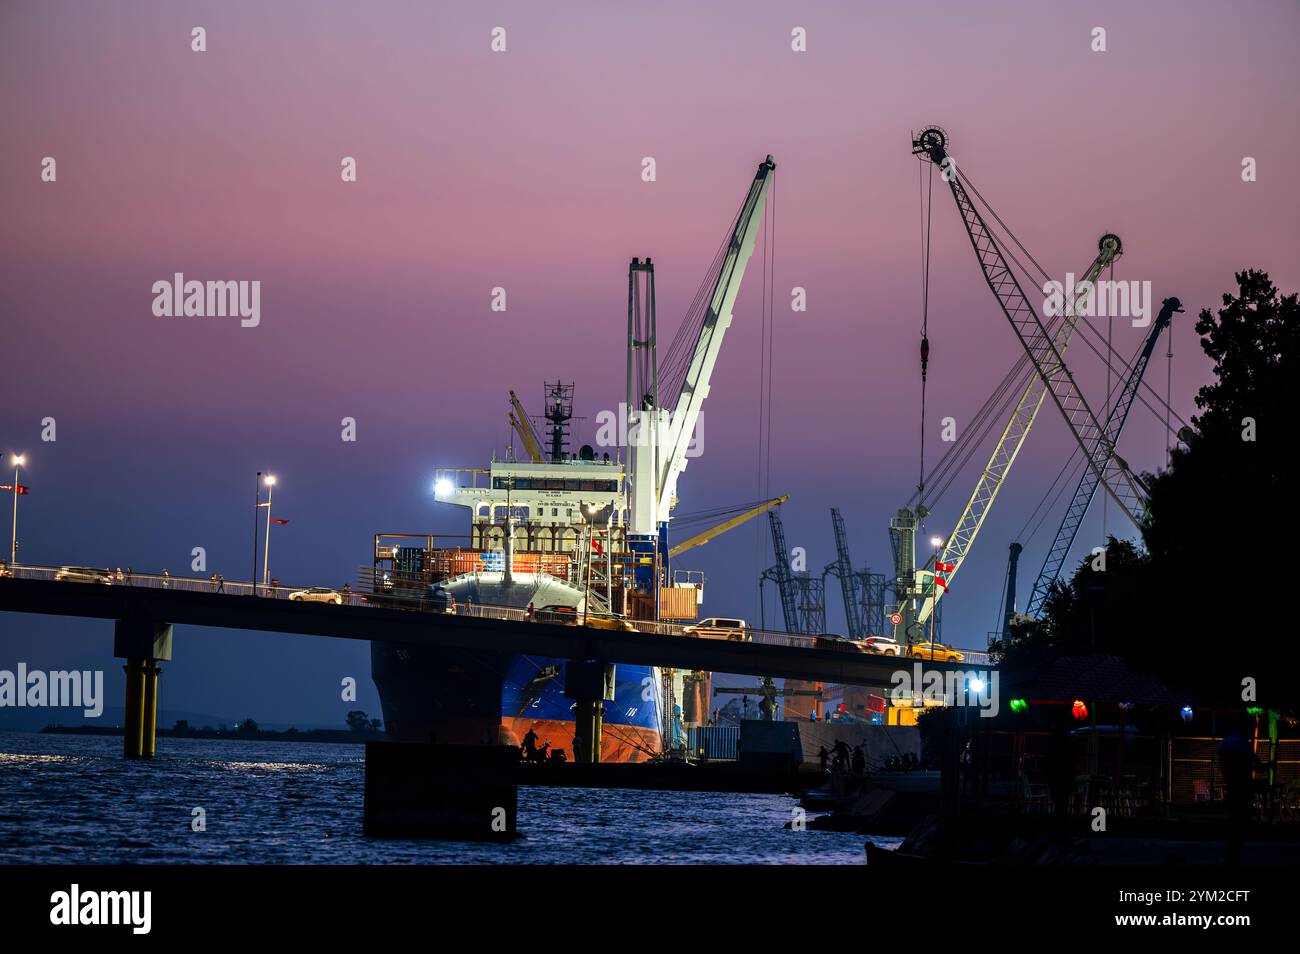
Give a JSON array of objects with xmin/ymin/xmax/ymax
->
[{"xmin": 1071, "ymin": 699, "xmax": 1088, "ymax": 721}]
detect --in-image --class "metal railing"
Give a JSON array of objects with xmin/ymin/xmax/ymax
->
[{"xmin": 0, "ymin": 561, "xmax": 993, "ymax": 663}]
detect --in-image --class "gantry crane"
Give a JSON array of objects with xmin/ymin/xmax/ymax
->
[
  {"xmin": 760, "ymin": 508, "xmax": 799, "ymax": 633},
  {"xmin": 1024, "ymin": 295, "xmax": 1182, "ymax": 616},
  {"xmin": 824, "ymin": 508, "xmax": 865, "ymax": 638},
  {"xmin": 903, "ymin": 126, "xmax": 1151, "ymax": 637}
]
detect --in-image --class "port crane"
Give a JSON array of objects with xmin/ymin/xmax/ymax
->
[
  {"xmin": 913, "ymin": 127, "xmax": 1150, "ymax": 530},
  {"xmin": 1023, "ymin": 295, "xmax": 1182, "ymax": 616},
  {"xmin": 906, "ymin": 230, "xmax": 1122, "ymax": 630},
  {"xmin": 824, "ymin": 508, "xmax": 865, "ymax": 638},
  {"xmin": 760, "ymin": 509, "xmax": 799, "ymax": 632},
  {"xmin": 899, "ymin": 126, "xmax": 1151, "ymax": 640}
]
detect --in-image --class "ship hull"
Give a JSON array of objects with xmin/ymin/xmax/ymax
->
[{"xmin": 371, "ymin": 628, "xmax": 663, "ymax": 763}]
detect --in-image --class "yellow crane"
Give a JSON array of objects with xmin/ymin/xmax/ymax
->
[
  {"xmin": 667, "ymin": 496, "xmax": 789, "ymax": 558},
  {"xmin": 508, "ymin": 390, "xmax": 545, "ymax": 463}
]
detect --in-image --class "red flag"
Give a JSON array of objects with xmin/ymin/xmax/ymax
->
[
  {"xmin": 935, "ymin": 576, "xmax": 948, "ymax": 590},
  {"xmin": 592, "ymin": 539, "xmax": 603, "ymax": 555},
  {"xmin": 271, "ymin": 518, "xmax": 289, "ymax": 525},
  {"xmin": 936, "ymin": 561, "xmax": 955, "ymax": 573},
  {"xmin": 17, "ymin": 485, "xmax": 29, "ymax": 495}
]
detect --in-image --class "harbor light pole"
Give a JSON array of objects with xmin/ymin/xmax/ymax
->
[
  {"xmin": 262, "ymin": 474, "xmax": 276, "ymax": 588},
  {"xmin": 253, "ymin": 471, "xmax": 262, "ymax": 596},
  {"xmin": 10, "ymin": 454, "xmax": 25, "ymax": 565}
]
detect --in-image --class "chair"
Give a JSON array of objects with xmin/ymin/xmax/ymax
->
[{"xmin": 1022, "ymin": 774, "xmax": 1050, "ymax": 813}]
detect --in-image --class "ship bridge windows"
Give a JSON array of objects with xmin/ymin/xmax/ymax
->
[{"xmin": 492, "ymin": 477, "xmax": 618, "ymax": 493}]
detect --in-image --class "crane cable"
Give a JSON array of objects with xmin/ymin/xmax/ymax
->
[
  {"xmin": 960, "ymin": 167, "xmax": 1187, "ymax": 434},
  {"xmin": 918, "ymin": 159, "xmax": 934, "ymax": 504}
]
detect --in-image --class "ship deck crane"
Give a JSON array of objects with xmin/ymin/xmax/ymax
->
[
  {"xmin": 629, "ymin": 156, "xmax": 777, "ymax": 538},
  {"xmin": 906, "ymin": 126, "xmax": 1151, "ymax": 633},
  {"xmin": 508, "ymin": 390, "xmax": 545, "ymax": 464},
  {"xmin": 1024, "ymin": 296, "xmax": 1182, "ymax": 616},
  {"xmin": 666, "ymin": 495, "xmax": 788, "ymax": 559}
]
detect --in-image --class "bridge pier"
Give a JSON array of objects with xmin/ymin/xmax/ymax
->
[
  {"xmin": 114, "ymin": 620, "xmax": 173, "ymax": 759},
  {"xmin": 565, "ymin": 660, "xmax": 616, "ymax": 764}
]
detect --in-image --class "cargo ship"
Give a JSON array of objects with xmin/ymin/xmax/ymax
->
[
  {"xmin": 369, "ymin": 443, "xmax": 675, "ymax": 762},
  {"xmin": 370, "ymin": 156, "xmax": 779, "ymax": 763}
]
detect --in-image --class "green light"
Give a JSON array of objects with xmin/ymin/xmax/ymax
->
[
  {"xmin": 1009, "ymin": 698, "xmax": 1028, "ymax": 714},
  {"xmin": 1246, "ymin": 707, "xmax": 1262, "ymax": 716}
]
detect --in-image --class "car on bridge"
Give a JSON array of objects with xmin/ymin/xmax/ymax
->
[
  {"xmin": 585, "ymin": 613, "xmax": 637, "ymax": 633},
  {"xmin": 906, "ymin": 641, "xmax": 965, "ymax": 663},
  {"xmin": 812, "ymin": 633, "xmax": 869, "ymax": 653},
  {"xmin": 288, "ymin": 587, "xmax": 344, "ymax": 605},
  {"xmin": 681, "ymin": 617, "xmax": 750, "ymax": 642},
  {"xmin": 863, "ymin": 636, "xmax": 903, "ymax": 656},
  {"xmin": 535, "ymin": 604, "xmax": 578, "ymax": 625},
  {"xmin": 54, "ymin": 566, "xmax": 114, "ymax": 585}
]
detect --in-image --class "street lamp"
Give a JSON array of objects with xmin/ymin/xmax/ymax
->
[
  {"xmin": 10, "ymin": 454, "xmax": 25, "ymax": 565},
  {"xmin": 262, "ymin": 475, "xmax": 276, "ymax": 588}
]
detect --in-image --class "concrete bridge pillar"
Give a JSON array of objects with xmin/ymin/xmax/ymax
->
[
  {"xmin": 114, "ymin": 619, "xmax": 173, "ymax": 759},
  {"xmin": 565, "ymin": 660, "xmax": 616, "ymax": 763}
]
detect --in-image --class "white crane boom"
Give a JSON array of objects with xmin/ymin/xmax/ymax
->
[{"xmin": 647, "ymin": 156, "xmax": 776, "ymax": 527}]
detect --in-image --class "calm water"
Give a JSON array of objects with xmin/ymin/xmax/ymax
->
[{"xmin": 0, "ymin": 732, "xmax": 892, "ymax": 864}]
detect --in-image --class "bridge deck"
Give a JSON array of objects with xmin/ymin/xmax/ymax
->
[{"xmin": 0, "ymin": 575, "xmax": 993, "ymax": 688}]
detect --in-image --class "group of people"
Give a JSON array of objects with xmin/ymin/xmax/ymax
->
[
  {"xmin": 819, "ymin": 740, "xmax": 868, "ymax": 776},
  {"xmin": 519, "ymin": 727, "xmax": 567, "ymax": 764}
]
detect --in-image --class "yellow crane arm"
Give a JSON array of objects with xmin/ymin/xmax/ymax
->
[
  {"xmin": 667, "ymin": 495, "xmax": 789, "ymax": 559},
  {"xmin": 508, "ymin": 391, "xmax": 545, "ymax": 463}
]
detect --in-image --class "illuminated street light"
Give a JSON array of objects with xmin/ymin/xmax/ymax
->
[
  {"xmin": 9, "ymin": 454, "xmax": 26, "ymax": 565},
  {"xmin": 262, "ymin": 475, "xmax": 277, "ymax": 588},
  {"xmin": 434, "ymin": 478, "xmax": 453, "ymax": 498}
]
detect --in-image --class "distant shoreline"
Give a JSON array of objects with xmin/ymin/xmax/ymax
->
[{"xmin": 38, "ymin": 725, "xmax": 383, "ymax": 744}]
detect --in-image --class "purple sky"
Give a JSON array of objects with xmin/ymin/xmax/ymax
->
[{"xmin": 2, "ymin": 1, "xmax": 1297, "ymax": 725}]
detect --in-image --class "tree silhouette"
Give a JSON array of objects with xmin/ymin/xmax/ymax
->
[{"xmin": 1005, "ymin": 270, "xmax": 1297, "ymax": 709}]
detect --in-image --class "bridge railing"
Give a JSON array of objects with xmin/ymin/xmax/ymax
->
[{"xmin": 1, "ymin": 562, "xmax": 992, "ymax": 662}]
